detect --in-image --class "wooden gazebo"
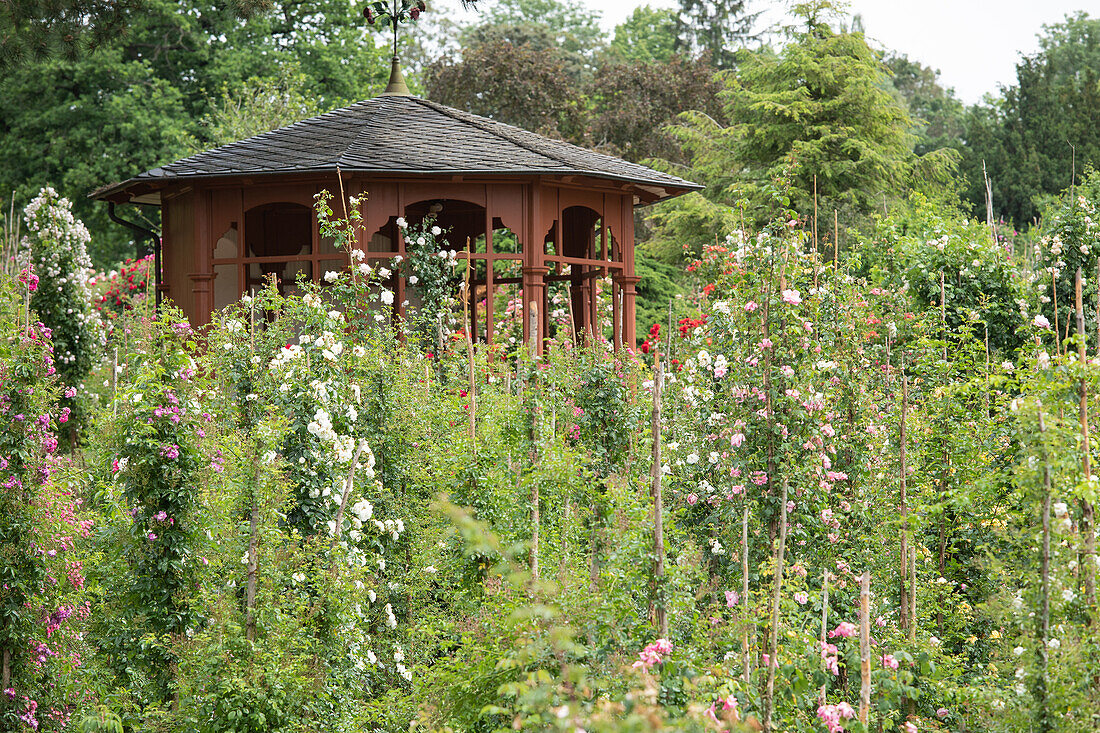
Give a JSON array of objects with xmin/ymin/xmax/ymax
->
[{"xmin": 94, "ymin": 90, "xmax": 699, "ymax": 350}]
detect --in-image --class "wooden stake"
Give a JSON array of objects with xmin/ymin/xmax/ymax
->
[
  {"xmin": 909, "ymin": 544, "xmax": 917, "ymax": 642},
  {"xmin": 650, "ymin": 361, "xmax": 667, "ymax": 637},
  {"xmin": 813, "ymin": 175, "xmax": 819, "ymax": 291},
  {"xmin": 742, "ymin": 504, "xmax": 751, "ymax": 684},
  {"xmin": 244, "ymin": 458, "xmax": 262, "ymax": 641},
  {"xmin": 462, "ymin": 240, "xmax": 477, "ymax": 443},
  {"xmin": 111, "ymin": 346, "xmax": 119, "ymax": 416},
  {"xmin": 940, "ymin": 270, "xmax": 947, "ymax": 361},
  {"xmin": 819, "ymin": 569, "xmax": 829, "ymax": 705},
  {"xmin": 1076, "ymin": 269, "xmax": 1097, "ymax": 606},
  {"xmin": 763, "ymin": 479, "xmax": 788, "ymax": 733},
  {"xmin": 1037, "ymin": 411, "xmax": 1052, "ymax": 730},
  {"xmin": 1053, "ymin": 269, "xmax": 1061, "ymax": 357},
  {"xmin": 859, "ymin": 570, "xmax": 871, "ymax": 727},
  {"xmin": 899, "ymin": 374, "xmax": 910, "ymax": 631},
  {"xmin": 984, "ymin": 323, "xmax": 991, "ymax": 419},
  {"xmin": 833, "ymin": 210, "xmax": 839, "ymax": 273}
]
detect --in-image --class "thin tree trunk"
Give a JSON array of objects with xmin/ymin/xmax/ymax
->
[
  {"xmin": 650, "ymin": 362, "xmax": 667, "ymax": 637},
  {"xmin": 2, "ymin": 646, "xmax": 9, "ymax": 693},
  {"xmin": 743, "ymin": 504, "xmax": 751, "ymax": 684},
  {"xmin": 330, "ymin": 443, "xmax": 367, "ymax": 554},
  {"xmin": 1076, "ymin": 269, "xmax": 1097, "ymax": 606},
  {"xmin": 1037, "ymin": 412, "xmax": 1052, "ymax": 732},
  {"xmin": 859, "ymin": 571, "xmax": 871, "ymax": 727},
  {"xmin": 763, "ymin": 480, "xmax": 788, "ymax": 733},
  {"xmin": 899, "ymin": 374, "xmax": 910, "ymax": 631}
]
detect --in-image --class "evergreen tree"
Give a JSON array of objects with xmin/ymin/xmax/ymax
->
[
  {"xmin": 673, "ymin": 0, "xmax": 759, "ymax": 69},
  {"xmin": 970, "ymin": 13, "xmax": 1100, "ymax": 227},
  {"xmin": 650, "ymin": 3, "xmax": 955, "ymax": 260}
]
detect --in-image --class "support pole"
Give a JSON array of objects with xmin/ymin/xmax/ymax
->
[
  {"xmin": 859, "ymin": 571, "xmax": 871, "ymax": 727},
  {"xmin": 763, "ymin": 479, "xmax": 788, "ymax": 733},
  {"xmin": 650, "ymin": 360, "xmax": 667, "ymax": 637}
]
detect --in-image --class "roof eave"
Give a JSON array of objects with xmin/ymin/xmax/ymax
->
[{"xmin": 92, "ymin": 168, "xmax": 702, "ymax": 204}]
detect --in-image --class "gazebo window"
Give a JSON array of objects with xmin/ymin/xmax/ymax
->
[{"xmin": 212, "ymin": 202, "xmax": 350, "ymax": 301}]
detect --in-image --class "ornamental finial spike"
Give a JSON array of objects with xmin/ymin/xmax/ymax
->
[{"xmin": 382, "ymin": 55, "xmax": 411, "ymax": 96}]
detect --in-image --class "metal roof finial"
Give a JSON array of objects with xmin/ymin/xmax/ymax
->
[{"xmin": 383, "ymin": 55, "xmax": 411, "ymax": 95}]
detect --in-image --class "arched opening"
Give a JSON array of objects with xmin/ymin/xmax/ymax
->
[
  {"xmin": 244, "ymin": 202, "xmax": 313, "ymax": 295},
  {"xmin": 211, "ymin": 201, "xmax": 349, "ymax": 308}
]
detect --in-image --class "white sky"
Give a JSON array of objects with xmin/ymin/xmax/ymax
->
[{"xmin": 445, "ymin": 0, "xmax": 1097, "ymax": 105}]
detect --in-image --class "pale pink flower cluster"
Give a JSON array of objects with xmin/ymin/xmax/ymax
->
[
  {"xmin": 632, "ymin": 638, "xmax": 673, "ymax": 670},
  {"xmin": 821, "ymin": 641, "xmax": 840, "ymax": 675},
  {"xmin": 781, "ymin": 289, "xmax": 802, "ymax": 305},
  {"xmin": 817, "ymin": 702, "xmax": 855, "ymax": 732},
  {"xmin": 881, "ymin": 653, "xmax": 899, "ymax": 670},
  {"xmin": 829, "ymin": 621, "xmax": 857, "ymax": 638}
]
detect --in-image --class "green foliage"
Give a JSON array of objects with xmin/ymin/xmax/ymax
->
[
  {"xmin": 858, "ymin": 193, "xmax": 1028, "ymax": 354},
  {"xmin": 188, "ymin": 65, "xmax": 325, "ymax": 153},
  {"xmin": 21, "ymin": 187, "xmax": 100, "ymax": 391},
  {"xmin": 963, "ymin": 13, "xmax": 1100, "ymax": 227},
  {"xmin": 1036, "ymin": 168, "xmax": 1100, "ymax": 341},
  {"xmin": 606, "ymin": 5, "xmax": 678, "ymax": 65},
  {"xmin": 884, "ymin": 52, "xmax": 967, "ymax": 158},
  {"xmin": 0, "ymin": 0, "xmax": 390, "ymax": 267},
  {"xmin": 425, "ymin": 30, "xmax": 585, "ymax": 138},
  {"xmin": 588, "ymin": 54, "xmax": 723, "ymax": 164},
  {"xmin": 474, "ymin": 0, "xmax": 604, "ymax": 68},
  {"xmin": 671, "ymin": 0, "xmax": 759, "ymax": 69}
]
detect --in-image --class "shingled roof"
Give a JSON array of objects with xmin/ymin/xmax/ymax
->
[{"xmin": 94, "ymin": 95, "xmax": 700, "ymax": 203}]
